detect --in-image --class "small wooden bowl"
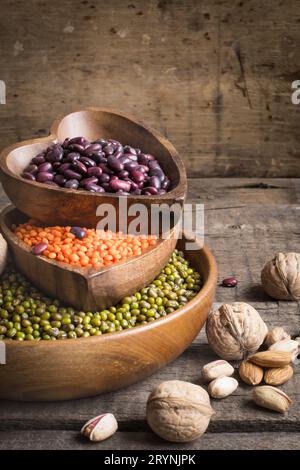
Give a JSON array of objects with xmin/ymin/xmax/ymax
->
[
  {"xmin": 0, "ymin": 108, "xmax": 187, "ymax": 228},
  {"xmin": 0, "ymin": 205, "xmax": 178, "ymax": 311},
  {"xmin": 0, "ymin": 233, "xmax": 217, "ymax": 401}
]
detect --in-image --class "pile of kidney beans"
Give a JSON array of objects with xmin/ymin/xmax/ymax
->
[{"xmin": 21, "ymin": 137, "xmax": 171, "ymax": 196}]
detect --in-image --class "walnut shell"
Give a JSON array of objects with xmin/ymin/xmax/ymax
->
[
  {"xmin": 146, "ymin": 380, "xmax": 214, "ymax": 443},
  {"xmin": 206, "ymin": 302, "xmax": 268, "ymax": 360},
  {"xmin": 261, "ymin": 252, "xmax": 300, "ymax": 300}
]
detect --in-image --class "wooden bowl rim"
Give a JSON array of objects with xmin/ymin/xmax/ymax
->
[
  {"xmin": 0, "ymin": 233, "xmax": 217, "ymax": 347},
  {"xmin": 0, "ymin": 205, "xmax": 178, "ymax": 280},
  {"xmin": 0, "ymin": 107, "xmax": 187, "ymax": 202}
]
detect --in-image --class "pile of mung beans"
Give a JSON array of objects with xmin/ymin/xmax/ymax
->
[{"xmin": 0, "ymin": 249, "xmax": 201, "ymax": 341}]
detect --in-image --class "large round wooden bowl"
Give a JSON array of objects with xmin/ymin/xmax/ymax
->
[
  {"xmin": 0, "ymin": 234, "xmax": 217, "ymax": 401},
  {"xmin": 0, "ymin": 205, "xmax": 178, "ymax": 311},
  {"xmin": 0, "ymin": 108, "xmax": 187, "ymax": 229}
]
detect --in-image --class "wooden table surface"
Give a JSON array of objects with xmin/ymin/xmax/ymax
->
[{"xmin": 0, "ymin": 177, "xmax": 299, "ymax": 450}]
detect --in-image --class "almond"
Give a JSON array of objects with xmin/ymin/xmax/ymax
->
[
  {"xmin": 239, "ymin": 361, "xmax": 263, "ymax": 385},
  {"xmin": 252, "ymin": 386, "xmax": 292, "ymax": 413},
  {"xmin": 249, "ymin": 351, "xmax": 292, "ymax": 367},
  {"xmin": 264, "ymin": 365, "xmax": 293, "ymax": 386}
]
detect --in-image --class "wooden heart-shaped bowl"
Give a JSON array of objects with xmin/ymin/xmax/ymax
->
[
  {"xmin": 0, "ymin": 108, "xmax": 187, "ymax": 228},
  {"xmin": 0, "ymin": 205, "xmax": 178, "ymax": 311},
  {"xmin": 0, "ymin": 233, "xmax": 217, "ymax": 401}
]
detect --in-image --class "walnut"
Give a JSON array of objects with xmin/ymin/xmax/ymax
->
[
  {"xmin": 206, "ymin": 302, "xmax": 268, "ymax": 360},
  {"xmin": 261, "ymin": 252, "xmax": 300, "ymax": 300},
  {"xmin": 146, "ymin": 380, "xmax": 214, "ymax": 442}
]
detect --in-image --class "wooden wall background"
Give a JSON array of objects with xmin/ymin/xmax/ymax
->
[{"xmin": 0, "ymin": 0, "xmax": 299, "ymax": 177}]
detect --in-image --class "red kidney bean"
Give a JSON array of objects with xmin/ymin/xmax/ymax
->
[
  {"xmin": 128, "ymin": 180, "xmax": 138, "ymax": 190},
  {"xmin": 161, "ymin": 177, "xmax": 171, "ymax": 190},
  {"xmin": 113, "ymin": 150, "xmax": 123, "ymax": 159},
  {"xmin": 110, "ymin": 175, "xmax": 118, "ymax": 181},
  {"xmin": 64, "ymin": 179, "xmax": 79, "ymax": 189},
  {"xmin": 87, "ymin": 166, "xmax": 103, "ymax": 177},
  {"xmin": 36, "ymin": 172, "xmax": 54, "ymax": 182},
  {"xmin": 63, "ymin": 169, "xmax": 82, "ymax": 180},
  {"xmin": 52, "ymin": 162, "xmax": 61, "ymax": 171},
  {"xmin": 67, "ymin": 152, "xmax": 81, "ymax": 163},
  {"xmin": 62, "ymin": 138, "xmax": 70, "ymax": 148},
  {"xmin": 124, "ymin": 161, "xmax": 138, "ymax": 172},
  {"xmin": 136, "ymin": 165, "xmax": 149, "ymax": 174},
  {"xmin": 68, "ymin": 137, "xmax": 88, "ymax": 147},
  {"xmin": 107, "ymin": 156, "xmax": 124, "ymax": 172},
  {"xmin": 80, "ymin": 156, "xmax": 96, "ymax": 167},
  {"xmin": 158, "ymin": 189, "xmax": 166, "ymax": 195},
  {"xmin": 68, "ymin": 144, "xmax": 85, "ymax": 153},
  {"xmin": 83, "ymin": 143, "xmax": 101, "ymax": 156},
  {"xmin": 46, "ymin": 144, "xmax": 63, "ymax": 162},
  {"xmin": 85, "ymin": 183, "xmax": 105, "ymax": 193},
  {"xmin": 70, "ymin": 227, "xmax": 86, "ymax": 239},
  {"xmin": 54, "ymin": 174, "xmax": 67, "ymax": 186},
  {"xmin": 103, "ymin": 144, "xmax": 114, "ymax": 155},
  {"xmin": 38, "ymin": 162, "xmax": 52, "ymax": 173},
  {"xmin": 24, "ymin": 164, "xmax": 38, "ymax": 175},
  {"xmin": 119, "ymin": 156, "xmax": 131, "ymax": 165},
  {"xmin": 148, "ymin": 176, "xmax": 161, "ymax": 190},
  {"xmin": 109, "ymin": 179, "xmax": 131, "ymax": 192},
  {"xmin": 98, "ymin": 173, "xmax": 110, "ymax": 184},
  {"xmin": 148, "ymin": 160, "xmax": 161, "ymax": 170},
  {"xmin": 127, "ymin": 153, "xmax": 138, "ymax": 161},
  {"xmin": 124, "ymin": 145, "xmax": 137, "ymax": 155},
  {"xmin": 80, "ymin": 176, "xmax": 98, "ymax": 187},
  {"xmin": 117, "ymin": 170, "xmax": 129, "ymax": 179},
  {"xmin": 92, "ymin": 152, "xmax": 106, "ymax": 164},
  {"xmin": 149, "ymin": 168, "xmax": 165, "ymax": 181},
  {"xmin": 131, "ymin": 188, "xmax": 142, "ymax": 195},
  {"xmin": 101, "ymin": 182, "xmax": 110, "ymax": 191},
  {"xmin": 22, "ymin": 172, "xmax": 36, "ymax": 181},
  {"xmin": 222, "ymin": 277, "xmax": 238, "ymax": 287},
  {"xmin": 72, "ymin": 160, "xmax": 87, "ymax": 174},
  {"xmin": 32, "ymin": 242, "xmax": 48, "ymax": 255},
  {"xmin": 58, "ymin": 163, "xmax": 71, "ymax": 174},
  {"xmin": 142, "ymin": 186, "xmax": 158, "ymax": 195},
  {"xmin": 137, "ymin": 154, "xmax": 150, "ymax": 165},
  {"xmin": 131, "ymin": 170, "xmax": 145, "ymax": 184},
  {"xmin": 98, "ymin": 163, "xmax": 114, "ymax": 175},
  {"xmin": 32, "ymin": 155, "xmax": 46, "ymax": 165}
]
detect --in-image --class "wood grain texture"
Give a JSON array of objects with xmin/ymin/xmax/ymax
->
[
  {"xmin": 1, "ymin": 430, "xmax": 300, "ymax": 450},
  {"xmin": 0, "ymin": 206, "xmax": 177, "ymax": 310},
  {"xmin": 0, "ymin": 178, "xmax": 299, "ymax": 449},
  {"xmin": 0, "ymin": 108, "xmax": 187, "ymax": 227},
  {"xmin": 0, "ymin": 1, "xmax": 299, "ymax": 177}
]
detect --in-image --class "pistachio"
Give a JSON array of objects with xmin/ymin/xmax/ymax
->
[
  {"xmin": 81, "ymin": 413, "xmax": 118, "ymax": 442},
  {"xmin": 264, "ymin": 365, "xmax": 294, "ymax": 386},
  {"xmin": 201, "ymin": 360, "xmax": 234, "ymax": 382},
  {"xmin": 265, "ymin": 327, "xmax": 290, "ymax": 347},
  {"xmin": 269, "ymin": 339, "xmax": 299, "ymax": 362},
  {"xmin": 252, "ymin": 386, "xmax": 292, "ymax": 413},
  {"xmin": 208, "ymin": 376, "xmax": 238, "ymax": 399},
  {"xmin": 239, "ymin": 361, "xmax": 263, "ymax": 386},
  {"xmin": 249, "ymin": 351, "xmax": 292, "ymax": 368}
]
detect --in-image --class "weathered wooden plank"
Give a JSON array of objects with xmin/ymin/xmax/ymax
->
[
  {"xmin": 0, "ymin": 430, "xmax": 299, "ymax": 450},
  {"xmin": 0, "ymin": 1, "xmax": 300, "ymax": 177}
]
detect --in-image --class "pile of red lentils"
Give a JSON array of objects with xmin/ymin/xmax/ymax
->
[{"xmin": 13, "ymin": 221, "xmax": 157, "ymax": 269}]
